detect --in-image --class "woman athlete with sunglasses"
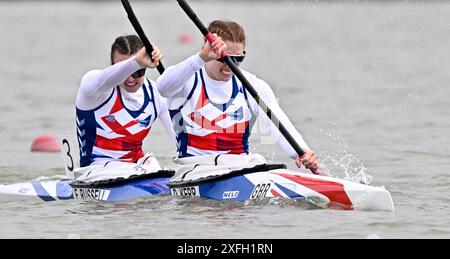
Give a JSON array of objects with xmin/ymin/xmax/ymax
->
[
  {"xmin": 75, "ymin": 35, "xmax": 176, "ymax": 167},
  {"xmin": 157, "ymin": 20, "xmax": 318, "ymax": 171}
]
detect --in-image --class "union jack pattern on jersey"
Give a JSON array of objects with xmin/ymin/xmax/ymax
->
[
  {"xmin": 169, "ymin": 69, "xmax": 256, "ymax": 157},
  {"xmin": 76, "ymin": 79, "xmax": 158, "ymax": 167}
]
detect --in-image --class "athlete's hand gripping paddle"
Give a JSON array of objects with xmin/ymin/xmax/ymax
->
[
  {"xmin": 175, "ymin": 0, "xmax": 322, "ymax": 175},
  {"xmin": 121, "ymin": 0, "xmax": 165, "ymax": 74}
]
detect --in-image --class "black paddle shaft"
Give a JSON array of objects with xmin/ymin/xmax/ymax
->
[
  {"xmin": 176, "ymin": 0, "xmax": 311, "ymax": 160},
  {"xmin": 121, "ymin": 0, "xmax": 165, "ymax": 74}
]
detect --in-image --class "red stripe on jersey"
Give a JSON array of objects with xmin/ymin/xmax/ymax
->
[
  {"xmin": 124, "ymin": 127, "xmax": 151, "ymax": 143},
  {"xmin": 187, "ymin": 132, "xmax": 246, "ymax": 153},
  {"xmin": 109, "ymin": 90, "xmax": 124, "ymax": 114},
  {"xmin": 102, "ymin": 116, "xmax": 132, "ymax": 136},
  {"xmin": 95, "ymin": 128, "xmax": 150, "ymax": 151},
  {"xmin": 95, "ymin": 136, "xmax": 139, "ymax": 151},
  {"xmin": 189, "ymin": 111, "xmax": 249, "ymax": 134},
  {"xmin": 194, "ymin": 86, "xmax": 208, "ymax": 111},
  {"xmin": 123, "ymin": 120, "xmax": 139, "ymax": 128},
  {"xmin": 189, "ymin": 112, "xmax": 229, "ymax": 131},
  {"xmin": 118, "ymin": 149, "xmax": 145, "ymax": 163}
]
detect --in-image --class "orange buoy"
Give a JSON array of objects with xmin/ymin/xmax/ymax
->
[
  {"xmin": 178, "ymin": 33, "xmax": 194, "ymax": 44},
  {"xmin": 31, "ymin": 134, "xmax": 61, "ymax": 153}
]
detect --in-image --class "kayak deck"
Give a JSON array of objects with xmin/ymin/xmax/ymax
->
[{"xmin": 0, "ymin": 170, "xmax": 394, "ymax": 211}]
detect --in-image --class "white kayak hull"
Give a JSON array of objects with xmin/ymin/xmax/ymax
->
[
  {"xmin": 0, "ymin": 177, "xmax": 171, "ymax": 202},
  {"xmin": 168, "ymin": 168, "xmax": 395, "ymax": 212},
  {"xmin": 0, "ymin": 169, "xmax": 394, "ymax": 211}
]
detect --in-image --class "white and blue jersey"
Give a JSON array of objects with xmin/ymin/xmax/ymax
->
[
  {"xmin": 77, "ymin": 80, "xmax": 158, "ymax": 167},
  {"xmin": 169, "ymin": 69, "xmax": 256, "ymax": 157},
  {"xmin": 76, "ymin": 57, "xmax": 176, "ymax": 167},
  {"xmin": 157, "ymin": 53, "xmax": 310, "ymax": 160}
]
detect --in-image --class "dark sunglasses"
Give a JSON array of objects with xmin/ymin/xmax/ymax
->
[
  {"xmin": 131, "ymin": 68, "xmax": 146, "ymax": 79},
  {"xmin": 217, "ymin": 51, "xmax": 246, "ymax": 65}
]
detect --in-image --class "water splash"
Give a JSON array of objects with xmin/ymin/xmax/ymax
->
[
  {"xmin": 320, "ymin": 151, "xmax": 372, "ymax": 185},
  {"xmin": 313, "ymin": 123, "xmax": 373, "ymax": 185}
]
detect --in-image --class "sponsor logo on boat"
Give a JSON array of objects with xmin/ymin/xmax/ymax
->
[
  {"xmin": 171, "ymin": 186, "xmax": 200, "ymax": 197},
  {"xmin": 72, "ymin": 188, "xmax": 111, "ymax": 201},
  {"xmin": 250, "ymin": 183, "xmax": 271, "ymax": 199},
  {"xmin": 223, "ymin": 191, "xmax": 239, "ymax": 199}
]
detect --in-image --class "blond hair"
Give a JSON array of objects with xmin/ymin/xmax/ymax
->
[{"xmin": 208, "ymin": 20, "xmax": 246, "ymax": 47}]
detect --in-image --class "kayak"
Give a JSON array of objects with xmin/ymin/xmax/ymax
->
[
  {"xmin": 168, "ymin": 164, "xmax": 395, "ymax": 211},
  {"xmin": 0, "ymin": 151, "xmax": 394, "ymax": 211},
  {"xmin": 0, "ymin": 153, "xmax": 174, "ymax": 202},
  {"xmin": 0, "ymin": 175, "xmax": 172, "ymax": 202},
  {"xmin": 0, "ymin": 166, "xmax": 394, "ymax": 211}
]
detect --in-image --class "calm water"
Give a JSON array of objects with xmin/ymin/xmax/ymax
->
[{"xmin": 0, "ymin": 0, "xmax": 449, "ymax": 239}]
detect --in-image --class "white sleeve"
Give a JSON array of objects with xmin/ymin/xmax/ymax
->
[
  {"xmin": 250, "ymin": 76, "xmax": 310, "ymax": 159},
  {"xmin": 156, "ymin": 53, "xmax": 205, "ymax": 98},
  {"xmin": 157, "ymin": 95, "xmax": 178, "ymax": 148},
  {"xmin": 76, "ymin": 57, "xmax": 142, "ymax": 110}
]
